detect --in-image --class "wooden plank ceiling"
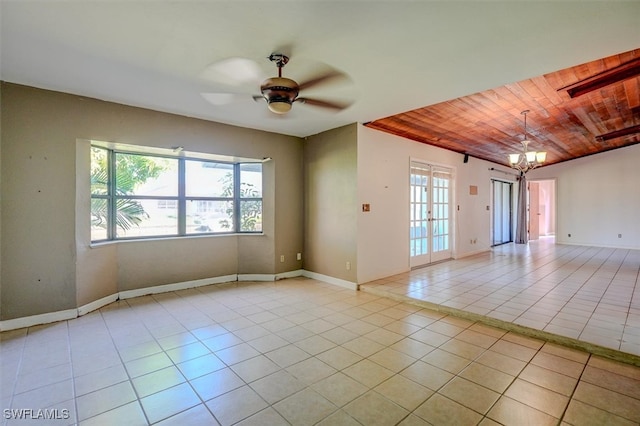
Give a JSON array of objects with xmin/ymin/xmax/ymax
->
[{"xmin": 365, "ymin": 48, "xmax": 640, "ymax": 168}]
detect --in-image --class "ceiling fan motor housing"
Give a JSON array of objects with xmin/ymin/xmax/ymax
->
[{"xmin": 261, "ymin": 77, "xmax": 299, "ymax": 114}]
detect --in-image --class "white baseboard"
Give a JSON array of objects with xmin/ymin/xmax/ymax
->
[
  {"xmin": 1, "ymin": 275, "xmax": 239, "ymax": 331},
  {"xmin": 238, "ymin": 270, "xmax": 305, "ymax": 282},
  {"xmin": 238, "ymin": 274, "xmax": 275, "ymax": 281},
  {"xmin": 454, "ymin": 248, "xmax": 490, "ymax": 259},
  {"xmin": 119, "ymin": 274, "xmax": 238, "ymax": 299},
  {"xmin": 0, "ymin": 309, "xmax": 78, "ymax": 332},
  {"xmin": 78, "ymin": 293, "xmax": 119, "ymax": 316},
  {"xmin": 559, "ymin": 241, "xmax": 640, "ymax": 250},
  {"xmin": 302, "ymin": 270, "xmax": 358, "ymax": 290},
  {"xmin": 276, "ymin": 269, "xmax": 304, "ymax": 280},
  {"xmin": 0, "ymin": 269, "xmax": 355, "ymax": 331}
]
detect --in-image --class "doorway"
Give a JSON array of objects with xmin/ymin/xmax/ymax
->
[
  {"xmin": 528, "ymin": 179, "xmax": 556, "ymax": 240},
  {"xmin": 409, "ymin": 161, "xmax": 453, "ymax": 268},
  {"xmin": 491, "ymin": 179, "xmax": 513, "ymax": 246}
]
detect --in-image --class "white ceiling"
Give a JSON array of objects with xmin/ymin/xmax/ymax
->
[{"xmin": 1, "ymin": 1, "xmax": 638, "ymax": 138}]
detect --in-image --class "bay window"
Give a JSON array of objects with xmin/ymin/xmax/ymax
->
[{"xmin": 90, "ymin": 144, "xmax": 263, "ymax": 242}]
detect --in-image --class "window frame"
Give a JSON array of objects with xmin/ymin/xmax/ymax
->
[{"xmin": 90, "ymin": 143, "xmax": 263, "ymax": 242}]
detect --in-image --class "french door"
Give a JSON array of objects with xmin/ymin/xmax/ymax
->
[
  {"xmin": 491, "ymin": 179, "xmax": 513, "ymax": 246},
  {"xmin": 410, "ymin": 162, "xmax": 452, "ymax": 268}
]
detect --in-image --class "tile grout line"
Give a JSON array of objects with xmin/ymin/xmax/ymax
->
[
  {"xmin": 556, "ymin": 351, "xmax": 592, "ymax": 425},
  {"xmin": 66, "ymin": 320, "xmax": 79, "ymax": 426},
  {"xmin": 430, "ymin": 318, "xmax": 514, "ymax": 425},
  {"xmin": 536, "ymin": 246, "xmax": 615, "ymax": 348},
  {"xmin": 98, "ymin": 303, "xmax": 153, "ymax": 426},
  {"xmin": 476, "ymin": 334, "xmax": 546, "ymax": 425},
  {"xmin": 620, "ymin": 249, "xmax": 640, "ymax": 354},
  {"xmin": 3, "ymin": 328, "xmax": 27, "ymax": 426},
  {"xmin": 174, "ymin": 281, "xmax": 345, "ymax": 425},
  {"xmin": 145, "ymin": 291, "xmax": 236, "ymax": 425},
  {"xmin": 576, "ymin": 247, "xmax": 627, "ymax": 351},
  {"xmin": 359, "ymin": 285, "xmax": 640, "ymax": 367}
]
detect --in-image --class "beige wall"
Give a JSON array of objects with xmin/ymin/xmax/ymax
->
[
  {"xmin": 273, "ymin": 139, "xmax": 304, "ymax": 274},
  {"xmin": 529, "ymin": 143, "xmax": 640, "ymax": 249},
  {"xmin": 1, "ymin": 82, "xmax": 304, "ymax": 320},
  {"xmin": 357, "ymin": 125, "xmax": 512, "ymax": 283},
  {"xmin": 4, "ymin": 80, "xmax": 638, "ymax": 322},
  {"xmin": 304, "ymin": 124, "xmax": 358, "ymax": 283}
]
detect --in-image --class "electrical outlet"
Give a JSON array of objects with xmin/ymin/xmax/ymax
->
[
  {"xmin": 346, "ymin": 261, "xmax": 351, "ymax": 270},
  {"xmin": 280, "ymin": 255, "xmax": 285, "ymax": 263},
  {"xmin": 297, "ymin": 253, "xmax": 302, "ymax": 260}
]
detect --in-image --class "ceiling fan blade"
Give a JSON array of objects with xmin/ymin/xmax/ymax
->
[
  {"xmin": 200, "ymin": 57, "xmax": 264, "ymax": 86},
  {"xmin": 297, "ymin": 69, "xmax": 349, "ymax": 91},
  {"xmin": 296, "ymin": 97, "xmax": 353, "ymax": 111}
]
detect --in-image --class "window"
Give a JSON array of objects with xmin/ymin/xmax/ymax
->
[{"xmin": 90, "ymin": 145, "xmax": 263, "ymax": 242}]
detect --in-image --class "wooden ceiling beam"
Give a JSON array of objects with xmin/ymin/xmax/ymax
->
[
  {"xmin": 595, "ymin": 124, "xmax": 640, "ymax": 142},
  {"xmin": 559, "ymin": 58, "xmax": 640, "ymax": 98}
]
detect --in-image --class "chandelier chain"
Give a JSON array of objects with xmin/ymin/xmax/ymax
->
[{"xmin": 508, "ymin": 110, "xmax": 546, "ymax": 174}]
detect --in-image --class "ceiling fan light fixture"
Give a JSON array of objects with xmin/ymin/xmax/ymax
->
[
  {"xmin": 267, "ymin": 100, "xmax": 292, "ymax": 114},
  {"xmin": 260, "ymin": 76, "xmax": 299, "ymax": 115}
]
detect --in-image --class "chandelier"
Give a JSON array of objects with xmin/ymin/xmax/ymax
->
[{"xmin": 508, "ymin": 110, "xmax": 547, "ymax": 173}]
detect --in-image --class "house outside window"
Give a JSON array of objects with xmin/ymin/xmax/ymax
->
[{"xmin": 90, "ymin": 145, "xmax": 262, "ymax": 242}]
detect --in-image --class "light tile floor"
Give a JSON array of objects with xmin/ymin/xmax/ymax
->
[
  {"xmin": 1, "ymin": 258, "xmax": 639, "ymax": 425},
  {"xmin": 363, "ymin": 238, "xmax": 640, "ymax": 358}
]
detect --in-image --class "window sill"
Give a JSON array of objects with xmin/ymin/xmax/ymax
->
[{"xmin": 89, "ymin": 232, "xmax": 265, "ymax": 248}]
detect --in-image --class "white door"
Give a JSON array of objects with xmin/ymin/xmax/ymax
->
[{"xmin": 410, "ymin": 162, "xmax": 452, "ymax": 268}]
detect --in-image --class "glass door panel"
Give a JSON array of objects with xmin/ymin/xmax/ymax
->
[
  {"xmin": 410, "ymin": 162, "xmax": 452, "ymax": 268},
  {"xmin": 410, "ymin": 164, "xmax": 430, "ymax": 267},
  {"xmin": 491, "ymin": 179, "xmax": 513, "ymax": 246}
]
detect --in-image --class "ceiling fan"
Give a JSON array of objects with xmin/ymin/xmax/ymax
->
[{"xmin": 201, "ymin": 53, "xmax": 353, "ymax": 115}]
